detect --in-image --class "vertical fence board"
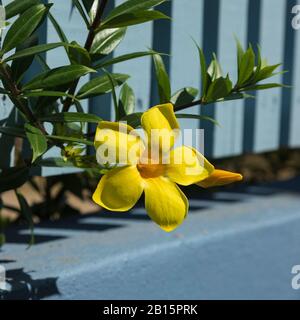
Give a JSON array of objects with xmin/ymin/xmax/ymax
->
[
  {"xmin": 170, "ymin": 0, "xmax": 204, "ymax": 149},
  {"xmin": 43, "ymin": 0, "xmax": 88, "ymax": 176},
  {"xmin": 213, "ymin": 0, "xmax": 248, "ymax": 158},
  {"xmin": 254, "ymin": 0, "xmax": 285, "ymax": 152},
  {"xmin": 112, "ymin": 0, "xmax": 153, "ymax": 117},
  {"xmin": 200, "ymin": 0, "xmax": 220, "ymax": 158},
  {"xmin": 290, "ymin": 15, "xmax": 300, "ymax": 147}
]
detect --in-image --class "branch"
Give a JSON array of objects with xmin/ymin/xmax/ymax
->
[{"xmin": 0, "ymin": 62, "xmax": 47, "ymax": 134}]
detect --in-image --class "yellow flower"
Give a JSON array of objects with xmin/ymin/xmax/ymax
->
[
  {"xmin": 197, "ymin": 169, "xmax": 243, "ymax": 188},
  {"xmin": 92, "ymin": 103, "xmax": 242, "ymax": 232}
]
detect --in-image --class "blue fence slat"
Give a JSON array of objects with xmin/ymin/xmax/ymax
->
[
  {"xmin": 213, "ymin": 0, "xmax": 248, "ymax": 158},
  {"xmin": 112, "ymin": 0, "xmax": 153, "ymax": 115},
  {"xmin": 170, "ymin": 0, "xmax": 204, "ymax": 150},
  {"xmin": 200, "ymin": 0, "xmax": 220, "ymax": 158},
  {"xmin": 253, "ymin": 0, "xmax": 286, "ymax": 152},
  {"xmin": 279, "ymin": 0, "xmax": 297, "ymax": 147},
  {"xmin": 43, "ymin": 0, "xmax": 89, "ymax": 176},
  {"xmin": 290, "ymin": 14, "xmax": 300, "ymax": 147}
]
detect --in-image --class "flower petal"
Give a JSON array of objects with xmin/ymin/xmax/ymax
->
[
  {"xmin": 166, "ymin": 146, "xmax": 214, "ymax": 186},
  {"xmin": 197, "ymin": 169, "xmax": 243, "ymax": 188},
  {"xmin": 144, "ymin": 176, "xmax": 188, "ymax": 232},
  {"xmin": 141, "ymin": 103, "xmax": 180, "ymax": 158},
  {"xmin": 92, "ymin": 165, "xmax": 144, "ymax": 211},
  {"xmin": 94, "ymin": 121, "xmax": 143, "ymax": 165}
]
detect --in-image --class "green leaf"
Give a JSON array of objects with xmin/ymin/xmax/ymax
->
[
  {"xmin": 254, "ymin": 64, "xmax": 282, "ymax": 83},
  {"xmin": 120, "ymin": 112, "xmax": 143, "ymax": 128},
  {"xmin": 221, "ymin": 92, "xmax": 255, "ymax": 102},
  {"xmin": 77, "ymin": 73, "xmax": 129, "ymax": 99},
  {"xmin": 235, "ymin": 37, "xmax": 245, "ymax": 70},
  {"xmin": 82, "ymin": 0, "xmax": 95, "ymax": 14},
  {"xmin": 46, "ymin": 134, "xmax": 94, "ymax": 146},
  {"xmin": 2, "ymin": 4, "xmax": 49, "ymax": 53},
  {"xmin": 0, "ymin": 126, "xmax": 26, "ymax": 138},
  {"xmin": 48, "ymin": 12, "xmax": 69, "ymax": 44},
  {"xmin": 100, "ymin": 10, "xmax": 169, "ymax": 29},
  {"xmin": 91, "ymin": 28, "xmax": 126, "ymax": 56},
  {"xmin": 71, "ymin": 0, "xmax": 90, "ymax": 27},
  {"xmin": 175, "ymin": 113, "xmax": 219, "ymax": 126},
  {"xmin": 5, "ymin": 0, "xmax": 40, "ymax": 19},
  {"xmin": 197, "ymin": 45, "xmax": 208, "ymax": 95},
  {"xmin": 152, "ymin": 54, "xmax": 171, "ymax": 103},
  {"xmin": 15, "ymin": 191, "xmax": 35, "ymax": 247},
  {"xmin": 68, "ymin": 41, "xmax": 91, "ymax": 66},
  {"xmin": 23, "ymin": 65, "xmax": 96, "ymax": 90},
  {"xmin": 94, "ymin": 50, "xmax": 158, "ymax": 69},
  {"xmin": 104, "ymin": 0, "xmax": 166, "ymax": 22},
  {"xmin": 242, "ymin": 83, "xmax": 286, "ymax": 91},
  {"xmin": 104, "ymin": 70, "xmax": 120, "ymax": 120},
  {"xmin": 4, "ymin": 42, "xmax": 67, "ymax": 62},
  {"xmin": 22, "ymin": 90, "xmax": 78, "ymax": 100},
  {"xmin": 10, "ymin": 35, "xmax": 39, "ymax": 83},
  {"xmin": 237, "ymin": 46, "xmax": 255, "ymax": 86},
  {"xmin": 207, "ymin": 53, "xmax": 223, "ymax": 81},
  {"xmin": 40, "ymin": 112, "xmax": 102, "ymax": 123},
  {"xmin": 119, "ymin": 83, "xmax": 135, "ymax": 118},
  {"xmin": 171, "ymin": 87, "xmax": 199, "ymax": 106},
  {"xmin": 0, "ymin": 166, "xmax": 30, "ymax": 193},
  {"xmin": 206, "ymin": 76, "xmax": 233, "ymax": 103},
  {"xmin": 25, "ymin": 123, "xmax": 48, "ymax": 163}
]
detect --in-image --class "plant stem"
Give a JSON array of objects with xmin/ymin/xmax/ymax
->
[
  {"xmin": 174, "ymin": 98, "xmax": 206, "ymax": 112},
  {"xmin": 0, "ymin": 62, "xmax": 47, "ymax": 134},
  {"xmin": 62, "ymin": 0, "xmax": 109, "ymax": 112}
]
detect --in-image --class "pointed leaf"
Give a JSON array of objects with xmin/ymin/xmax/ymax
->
[
  {"xmin": 94, "ymin": 50, "xmax": 157, "ymax": 69},
  {"xmin": 152, "ymin": 53, "xmax": 171, "ymax": 103},
  {"xmin": 171, "ymin": 87, "xmax": 198, "ymax": 106},
  {"xmin": 23, "ymin": 65, "xmax": 95, "ymax": 90},
  {"xmin": 4, "ymin": 42, "xmax": 67, "ymax": 62},
  {"xmin": 25, "ymin": 123, "xmax": 48, "ymax": 163},
  {"xmin": 40, "ymin": 112, "xmax": 102, "ymax": 123},
  {"xmin": 77, "ymin": 73, "xmax": 129, "ymax": 99},
  {"xmin": 237, "ymin": 46, "xmax": 255, "ymax": 86},
  {"xmin": 104, "ymin": 0, "xmax": 166, "ymax": 22},
  {"xmin": 2, "ymin": 4, "xmax": 49, "ymax": 53},
  {"xmin": 5, "ymin": 0, "xmax": 40, "ymax": 19},
  {"xmin": 176, "ymin": 113, "xmax": 219, "ymax": 126},
  {"xmin": 100, "ymin": 10, "xmax": 169, "ymax": 29},
  {"xmin": 119, "ymin": 83, "xmax": 135, "ymax": 118},
  {"xmin": 91, "ymin": 28, "xmax": 126, "ymax": 56}
]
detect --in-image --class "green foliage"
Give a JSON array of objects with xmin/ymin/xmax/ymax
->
[{"xmin": 0, "ymin": 0, "xmax": 285, "ymax": 242}]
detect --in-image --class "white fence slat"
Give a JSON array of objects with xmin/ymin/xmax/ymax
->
[
  {"xmin": 213, "ymin": 0, "xmax": 248, "ymax": 158},
  {"xmin": 112, "ymin": 0, "xmax": 153, "ymax": 118},
  {"xmin": 254, "ymin": 0, "xmax": 285, "ymax": 152},
  {"xmin": 170, "ymin": 0, "xmax": 204, "ymax": 150},
  {"xmin": 43, "ymin": 0, "xmax": 89, "ymax": 176}
]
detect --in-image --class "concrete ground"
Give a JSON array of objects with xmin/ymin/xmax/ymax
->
[{"xmin": 1, "ymin": 177, "xmax": 300, "ymax": 300}]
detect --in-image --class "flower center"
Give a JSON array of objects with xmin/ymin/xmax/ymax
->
[{"xmin": 137, "ymin": 163, "xmax": 165, "ymax": 179}]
